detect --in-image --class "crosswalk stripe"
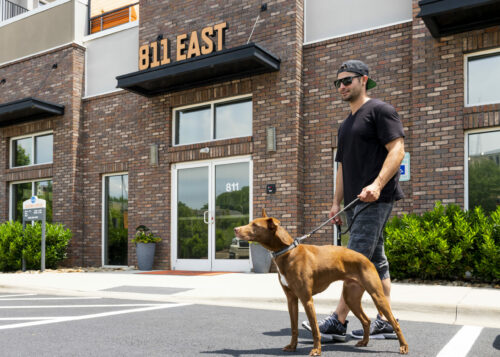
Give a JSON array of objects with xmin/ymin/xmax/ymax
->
[{"xmin": 436, "ymin": 325, "xmax": 483, "ymax": 357}]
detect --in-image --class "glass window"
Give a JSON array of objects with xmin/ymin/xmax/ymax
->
[
  {"xmin": 175, "ymin": 106, "xmax": 211, "ymax": 145},
  {"xmin": 13, "ymin": 138, "xmax": 32, "ymax": 167},
  {"xmin": 467, "ymin": 53, "xmax": 500, "ymax": 106},
  {"xmin": 174, "ymin": 98, "xmax": 252, "ymax": 146},
  {"xmin": 11, "ymin": 133, "xmax": 53, "ymax": 168},
  {"xmin": 35, "ymin": 134, "xmax": 53, "ymax": 164},
  {"xmin": 467, "ymin": 130, "xmax": 500, "ymax": 214},
  {"xmin": 104, "ymin": 174, "xmax": 129, "ymax": 266},
  {"xmin": 11, "ymin": 180, "xmax": 53, "ymax": 223},
  {"xmin": 215, "ymin": 100, "xmax": 252, "ymax": 140}
]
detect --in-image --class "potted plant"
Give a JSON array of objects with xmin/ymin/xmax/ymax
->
[
  {"xmin": 250, "ymin": 241, "xmax": 271, "ymax": 273},
  {"xmin": 132, "ymin": 225, "xmax": 161, "ymax": 271}
]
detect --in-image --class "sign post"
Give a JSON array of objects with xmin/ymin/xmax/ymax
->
[{"xmin": 22, "ymin": 196, "xmax": 47, "ymax": 272}]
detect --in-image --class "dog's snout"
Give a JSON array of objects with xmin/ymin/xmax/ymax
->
[{"xmin": 234, "ymin": 227, "xmax": 240, "ymax": 235}]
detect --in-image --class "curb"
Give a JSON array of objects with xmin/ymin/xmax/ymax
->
[{"xmin": 2, "ymin": 283, "xmax": 499, "ymax": 328}]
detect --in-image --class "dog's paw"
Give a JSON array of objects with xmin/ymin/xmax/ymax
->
[
  {"xmin": 309, "ymin": 348, "xmax": 321, "ymax": 356},
  {"xmin": 355, "ymin": 340, "xmax": 368, "ymax": 347},
  {"xmin": 282, "ymin": 344, "xmax": 296, "ymax": 352},
  {"xmin": 399, "ymin": 345, "xmax": 409, "ymax": 354}
]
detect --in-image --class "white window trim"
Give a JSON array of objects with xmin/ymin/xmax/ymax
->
[
  {"xmin": 172, "ymin": 94, "xmax": 252, "ymax": 147},
  {"xmin": 464, "ymin": 127, "xmax": 500, "ymax": 210},
  {"xmin": 9, "ymin": 131, "xmax": 53, "ymax": 169},
  {"xmin": 9, "ymin": 178, "xmax": 52, "ymax": 221},
  {"xmin": 464, "ymin": 48, "xmax": 500, "ymax": 107},
  {"xmin": 102, "ymin": 172, "xmax": 129, "ymax": 268}
]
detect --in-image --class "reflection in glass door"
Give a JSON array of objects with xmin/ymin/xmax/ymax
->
[
  {"xmin": 103, "ymin": 174, "xmax": 128, "ymax": 266},
  {"xmin": 177, "ymin": 167, "xmax": 209, "ymax": 261},
  {"xmin": 172, "ymin": 157, "xmax": 252, "ymax": 272},
  {"xmin": 215, "ymin": 162, "xmax": 250, "ymax": 260}
]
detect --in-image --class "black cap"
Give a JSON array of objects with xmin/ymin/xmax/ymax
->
[{"xmin": 337, "ymin": 60, "xmax": 376, "ymax": 90}]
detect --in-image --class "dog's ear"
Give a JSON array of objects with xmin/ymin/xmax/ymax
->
[
  {"xmin": 266, "ymin": 217, "xmax": 279, "ymax": 231},
  {"xmin": 262, "ymin": 208, "xmax": 268, "ymax": 217}
]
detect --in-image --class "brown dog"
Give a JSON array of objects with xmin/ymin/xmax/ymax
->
[{"xmin": 234, "ymin": 209, "xmax": 408, "ymax": 356}]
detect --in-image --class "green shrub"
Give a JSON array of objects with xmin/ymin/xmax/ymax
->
[
  {"xmin": 0, "ymin": 221, "xmax": 72, "ymax": 272},
  {"xmin": 385, "ymin": 202, "xmax": 499, "ymax": 283}
]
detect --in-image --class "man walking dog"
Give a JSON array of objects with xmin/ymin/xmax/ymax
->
[{"xmin": 303, "ymin": 60, "xmax": 406, "ymax": 341}]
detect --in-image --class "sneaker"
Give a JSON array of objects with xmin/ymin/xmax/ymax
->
[
  {"xmin": 350, "ymin": 314, "xmax": 397, "ymax": 340},
  {"xmin": 302, "ymin": 313, "xmax": 348, "ymax": 341}
]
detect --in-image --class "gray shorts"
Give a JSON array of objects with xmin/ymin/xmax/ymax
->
[{"xmin": 345, "ymin": 201, "xmax": 393, "ymax": 281}]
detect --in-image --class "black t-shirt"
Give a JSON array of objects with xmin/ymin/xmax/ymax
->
[{"xmin": 335, "ymin": 98, "xmax": 405, "ymax": 205}]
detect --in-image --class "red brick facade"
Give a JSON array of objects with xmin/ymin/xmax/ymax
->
[{"xmin": 0, "ymin": 0, "xmax": 498, "ymax": 269}]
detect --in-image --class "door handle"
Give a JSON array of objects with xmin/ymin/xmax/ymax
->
[{"xmin": 204, "ymin": 211, "xmax": 209, "ymax": 224}]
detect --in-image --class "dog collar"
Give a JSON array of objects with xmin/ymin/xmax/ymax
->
[{"xmin": 271, "ymin": 235, "xmax": 308, "ymax": 258}]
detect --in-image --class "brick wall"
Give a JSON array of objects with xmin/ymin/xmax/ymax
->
[
  {"xmin": 1, "ymin": 0, "xmax": 498, "ymax": 269},
  {"xmin": 410, "ymin": 0, "xmax": 500, "ymax": 211},
  {"xmin": 0, "ymin": 44, "xmax": 85, "ymax": 265},
  {"xmin": 302, "ymin": 23, "xmax": 413, "ymax": 245}
]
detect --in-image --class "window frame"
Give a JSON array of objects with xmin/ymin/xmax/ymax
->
[
  {"xmin": 9, "ymin": 178, "xmax": 53, "ymax": 222},
  {"xmin": 172, "ymin": 95, "xmax": 252, "ymax": 147},
  {"xmin": 9, "ymin": 131, "xmax": 54, "ymax": 168},
  {"xmin": 464, "ymin": 127, "xmax": 500, "ymax": 211},
  {"xmin": 464, "ymin": 48, "xmax": 500, "ymax": 107}
]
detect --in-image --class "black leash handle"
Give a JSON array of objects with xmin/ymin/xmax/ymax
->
[{"xmin": 336, "ymin": 200, "xmax": 374, "ymax": 240}]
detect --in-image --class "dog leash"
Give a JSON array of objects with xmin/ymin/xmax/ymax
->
[{"xmin": 272, "ymin": 198, "xmax": 372, "ymax": 258}]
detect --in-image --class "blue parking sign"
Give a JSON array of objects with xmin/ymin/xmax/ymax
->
[{"xmin": 400, "ymin": 153, "xmax": 410, "ymax": 182}]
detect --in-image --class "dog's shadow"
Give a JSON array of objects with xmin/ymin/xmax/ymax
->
[{"xmin": 201, "ymin": 328, "xmax": 398, "ymax": 356}]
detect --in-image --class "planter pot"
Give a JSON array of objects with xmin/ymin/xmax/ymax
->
[
  {"xmin": 136, "ymin": 242, "xmax": 156, "ymax": 271},
  {"xmin": 250, "ymin": 243, "xmax": 271, "ymax": 273}
]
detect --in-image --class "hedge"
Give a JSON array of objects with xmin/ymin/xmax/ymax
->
[
  {"xmin": 385, "ymin": 202, "xmax": 499, "ymax": 283},
  {"xmin": 0, "ymin": 221, "xmax": 72, "ymax": 272}
]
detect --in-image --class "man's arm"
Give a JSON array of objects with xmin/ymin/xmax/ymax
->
[
  {"xmin": 358, "ymin": 137, "xmax": 405, "ymax": 202},
  {"xmin": 329, "ymin": 163, "xmax": 344, "ymax": 224}
]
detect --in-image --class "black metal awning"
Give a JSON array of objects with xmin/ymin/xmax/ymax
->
[
  {"xmin": 417, "ymin": 0, "xmax": 500, "ymax": 38},
  {"xmin": 116, "ymin": 43, "xmax": 281, "ymax": 97},
  {"xmin": 0, "ymin": 98, "xmax": 65, "ymax": 127}
]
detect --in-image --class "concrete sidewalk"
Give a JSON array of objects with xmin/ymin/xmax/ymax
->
[{"xmin": 0, "ymin": 270, "xmax": 499, "ymax": 328}]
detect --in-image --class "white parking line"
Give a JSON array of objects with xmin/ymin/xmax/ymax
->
[
  {"xmin": 0, "ymin": 294, "xmax": 36, "ymax": 298},
  {"xmin": 0, "ymin": 297, "xmax": 102, "ymax": 301},
  {"xmin": 436, "ymin": 325, "xmax": 483, "ymax": 357},
  {"xmin": 0, "ymin": 303, "xmax": 190, "ymax": 330},
  {"xmin": 0, "ymin": 317, "xmax": 57, "ymax": 321},
  {"xmin": 0, "ymin": 303, "xmax": 169, "ymax": 309}
]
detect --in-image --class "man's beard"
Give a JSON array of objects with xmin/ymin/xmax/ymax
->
[{"xmin": 341, "ymin": 86, "xmax": 362, "ymax": 102}]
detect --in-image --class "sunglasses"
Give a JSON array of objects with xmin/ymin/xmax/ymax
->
[{"xmin": 334, "ymin": 75, "xmax": 362, "ymax": 89}]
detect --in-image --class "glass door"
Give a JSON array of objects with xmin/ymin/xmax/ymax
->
[
  {"xmin": 103, "ymin": 174, "xmax": 128, "ymax": 266},
  {"xmin": 174, "ymin": 165, "xmax": 211, "ymax": 271},
  {"xmin": 172, "ymin": 157, "xmax": 252, "ymax": 271}
]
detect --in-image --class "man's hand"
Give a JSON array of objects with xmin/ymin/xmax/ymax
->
[
  {"xmin": 358, "ymin": 181, "xmax": 382, "ymax": 202},
  {"xmin": 329, "ymin": 203, "xmax": 343, "ymax": 225}
]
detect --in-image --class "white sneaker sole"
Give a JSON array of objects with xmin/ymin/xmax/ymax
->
[
  {"xmin": 350, "ymin": 332, "xmax": 397, "ymax": 340},
  {"xmin": 302, "ymin": 321, "xmax": 348, "ymax": 342}
]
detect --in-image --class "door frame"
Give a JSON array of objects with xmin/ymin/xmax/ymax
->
[{"xmin": 171, "ymin": 155, "xmax": 253, "ymax": 272}]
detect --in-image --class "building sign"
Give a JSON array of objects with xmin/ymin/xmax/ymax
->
[
  {"xmin": 139, "ymin": 22, "xmax": 228, "ymax": 70},
  {"xmin": 400, "ymin": 152, "xmax": 410, "ymax": 182},
  {"xmin": 22, "ymin": 196, "xmax": 47, "ymax": 272}
]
